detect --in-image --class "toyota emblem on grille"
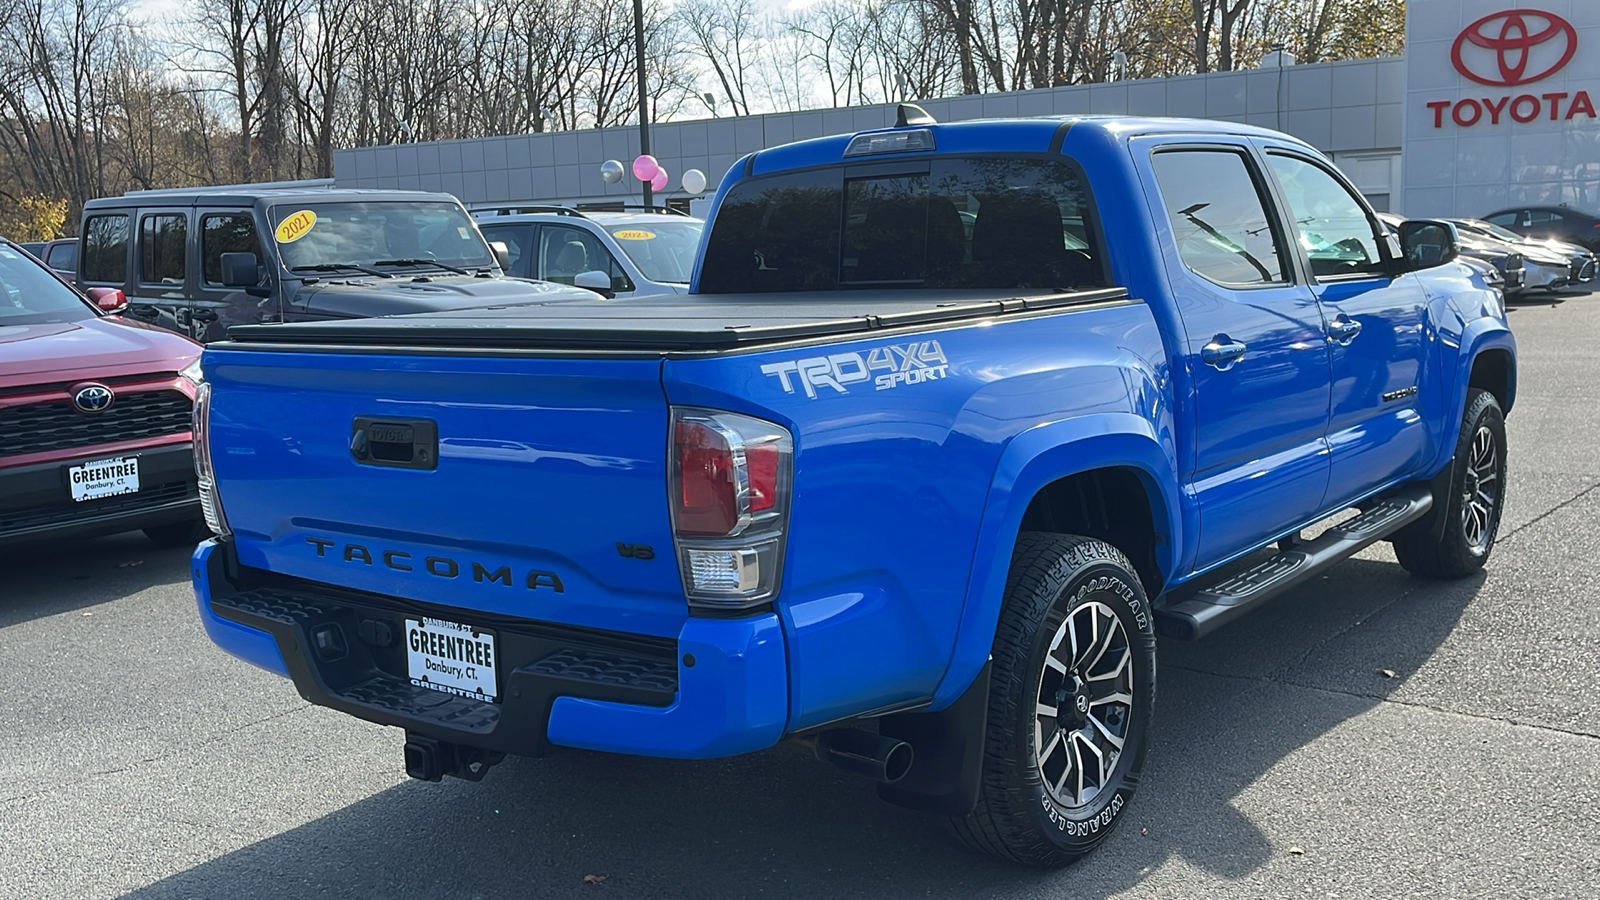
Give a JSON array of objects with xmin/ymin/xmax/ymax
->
[{"xmin": 72, "ymin": 384, "xmax": 115, "ymax": 413}]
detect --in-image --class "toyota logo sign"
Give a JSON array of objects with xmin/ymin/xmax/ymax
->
[
  {"xmin": 72, "ymin": 384, "xmax": 115, "ymax": 413},
  {"xmin": 1451, "ymin": 9, "xmax": 1577, "ymax": 87}
]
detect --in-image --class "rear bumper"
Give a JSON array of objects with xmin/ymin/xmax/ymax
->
[
  {"xmin": 191, "ymin": 539, "xmax": 788, "ymax": 759},
  {"xmin": 0, "ymin": 442, "xmax": 198, "ymax": 546}
]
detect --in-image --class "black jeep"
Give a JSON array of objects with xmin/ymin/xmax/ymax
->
[{"xmin": 75, "ymin": 185, "xmax": 594, "ymax": 342}]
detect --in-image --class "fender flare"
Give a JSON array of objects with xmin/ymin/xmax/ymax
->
[
  {"xmin": 930, "ymin": 413, "xmax": 1182, "ymax": 710},
  {"xmin": 1430, "ymin": 321, "xmax": 1517, "ymax": 475}
]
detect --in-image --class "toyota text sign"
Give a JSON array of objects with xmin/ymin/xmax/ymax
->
[{"xmin": 1426, "ymin": 8, "xmax": 1595, "ymax": 129}]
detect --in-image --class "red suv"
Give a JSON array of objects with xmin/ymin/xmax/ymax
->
[{"xmin": 1, "ymin": 238, "xmax": 205, "ymax": 547}]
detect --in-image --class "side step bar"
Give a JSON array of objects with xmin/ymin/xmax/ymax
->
[{"xmin": 1157, "ymin": 484, "xmax": 1434, "ymax": 641}]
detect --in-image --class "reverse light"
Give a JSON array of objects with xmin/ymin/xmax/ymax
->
[
  {"xmin": 192, "ymin": 381, "xmax": 232, "ymax": 537},
  {"xmin": 670, "ymin": 408, "xmax": 792, "ymax": 610}
]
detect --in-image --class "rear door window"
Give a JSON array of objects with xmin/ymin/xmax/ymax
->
[
  {"xmin": 1150, "ymin": 149, "xmax": 1288, "ymax": 286},
  {"xmin": 140, "ymin": 214, "xmax": 188, "ymax": 286},
  {"xmin": 82, "ymin": 214, "xmax": 130, "ymax": 284},
  {"xmin": 699, "ymin": 156, "xmax": 1106, "ymax": 293}
]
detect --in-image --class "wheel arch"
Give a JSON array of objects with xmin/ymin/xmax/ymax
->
[
  {"xmin": 1428, "ymin": 322, "xmax": 1516, "ymax": 477},
  {"xmin": 1469, "ymin": 346, "xmax": 1515, "ymax": 413},
  {"xmin": 931, "ymin": 413, "xmax": 1181, "ymax": 711}
]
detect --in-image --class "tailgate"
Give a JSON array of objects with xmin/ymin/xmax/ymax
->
[{"xmin": 205, "ymin": 348, "xmax": 684, "ymax": 638}]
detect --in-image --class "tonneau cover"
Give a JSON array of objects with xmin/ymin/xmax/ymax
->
[{"xmin": 222, "ymin": 287, "xmax": 1131, "ymax": 352}]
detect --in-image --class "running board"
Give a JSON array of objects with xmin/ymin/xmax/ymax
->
[{"xmin": 1157, "ymin": 485, "xmax": 1434, "ymax": 641}]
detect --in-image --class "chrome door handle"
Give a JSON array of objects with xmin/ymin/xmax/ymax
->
[
  {"xmin": 1329, "ymin": 316, "xmax": 1362, "ymax": 344},
  {"xmin": 1202, "ymin": 337, "xmax": 1247, "ymax": 371}
]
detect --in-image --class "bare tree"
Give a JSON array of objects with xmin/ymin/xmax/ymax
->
[{"xmin": 682, "ymin": 0, "xmax": 760, "ymax": 116}]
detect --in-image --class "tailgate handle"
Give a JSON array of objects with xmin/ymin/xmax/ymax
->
[{"xmin": 351, "ymin": 417, "xmax": 438, "ymax": 470}]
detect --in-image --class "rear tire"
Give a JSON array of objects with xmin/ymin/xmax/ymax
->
[
  {"xmin": 143, "ymin": 519, "xmax": 210, "ymax": 548},
  {"xmin": 949, "ymin": 533, "xmax": 1156, "ymax": 867},
  {"xmin": 1393, "ymin": 389, "xmax": 1507, "ymax": 579}
]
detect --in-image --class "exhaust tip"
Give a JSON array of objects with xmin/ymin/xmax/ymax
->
[{"xmin": 814, "ymin": 729, "xmax": 915, "ymax": 784}]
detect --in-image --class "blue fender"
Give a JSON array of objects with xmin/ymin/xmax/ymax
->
[
  {"xmin": 930, "ymin": 413, "xmax": 1183, "ymax": 709},
  {"xmin": 1429, "ymin": 320, "xmax": 1517, "ymax": 475}
]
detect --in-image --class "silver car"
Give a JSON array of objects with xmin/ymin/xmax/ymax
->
[
  {"xmin": 472, "ymin": 206, "xmax": 704, "ymax": 299},
  {"xmin": 1451, "ymin": 218, "xmax": 1594, "ymax": 289}
]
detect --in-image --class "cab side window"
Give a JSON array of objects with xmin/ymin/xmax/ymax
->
[
  {"xmin": 538, "ymin": 224, "xmax": 632, "ymax": 291},
  {"xmin": 1150, "ymin": 149, "xmax": 1288, "ymax": 286},
  {"xmin": 82, "ymin": 214, "xmax": 130, "ymax": 284},
  {"xmin": 201, "ymin": 213, "xmax": 262, "ymax": 285},
  {"xmin": 1266, "ymin": 154, "xmax": 1386, "ymax": 278},
  {"xmin": 140, "ymin": 214, "xmax": 188, "ymax": 286}
]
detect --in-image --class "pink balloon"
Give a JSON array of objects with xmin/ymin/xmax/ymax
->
[
  {"xmin": 651, "ymin": 167, "xmax": 669, "ymax": 192},
  {"xmin": 632, "ymin": 155, "xmax": 659, "ymax": 181}
]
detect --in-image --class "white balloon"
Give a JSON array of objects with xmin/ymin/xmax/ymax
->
[
  {"xmin": 682, "ymin": 168, "xmax": 708, "ymax": 195},
  {"xmin": 599, "ymin": 159, "xmax": 625, "ymax": 184}
]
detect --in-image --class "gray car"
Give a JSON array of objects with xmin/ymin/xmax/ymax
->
[
  {"xmin": 472, "ymin": 206, "xmax": 704, "ymax": 299},
  {"xmin": 1450, "ymin": 217, "xmax": 1595, "ymax": 286}
]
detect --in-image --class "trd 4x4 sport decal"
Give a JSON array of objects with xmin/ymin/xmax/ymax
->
[{"xmin": 760, "ymin": 340, "xmax": 950, "ymax": 399}]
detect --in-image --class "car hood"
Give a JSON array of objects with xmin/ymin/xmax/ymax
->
[
  {"xmin": 1518, "ymin": 246, "xmax": 1572, "ymax": 267},
  {"xmin": 0, "ymin": 315, "xmax": 200, "ymax": 386},
  {"xmin": 300, "ymin": 275, "xmax": 599, "ymax": 317},
  {"xmin": 1535, "ymin": 238, "xmax": 1594, "ymax": 260}
]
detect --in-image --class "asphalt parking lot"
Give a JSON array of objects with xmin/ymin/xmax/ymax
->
[{"xmin": 4, "ymin": 289, "xmax": 1599, "ymax": 900}]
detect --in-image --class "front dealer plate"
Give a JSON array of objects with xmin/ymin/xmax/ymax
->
[
  {"xmin": 69, "ymin": 456, "xmax": 139, "ymax": 502},
  {"xmin": 405, "ymin": 617, "xmax": 499, "ymax": 702}
]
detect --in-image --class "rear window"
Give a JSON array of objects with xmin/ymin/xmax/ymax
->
[
  {"xmin": 699, "ymin": 157, "xmax": 1106, "ymax": 293},
  {"xmin": 46, "ymin": 241, "xmax": 77, "ymax": 271}
]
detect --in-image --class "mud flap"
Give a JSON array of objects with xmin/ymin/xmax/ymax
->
[{"xmin": 876, "ymin": 661, "xmax": 990, "ymax": 816}]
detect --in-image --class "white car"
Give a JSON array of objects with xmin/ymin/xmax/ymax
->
[{"xmin": 472, "ymin": 206, "xmax": 704, "ymax": 299}]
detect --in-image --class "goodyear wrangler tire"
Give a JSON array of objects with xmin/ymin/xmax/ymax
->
[
  {"xmin": 950, "ymin": 533, "xmax": 1157, "ymax": 867},
  {"xmin": 1393, "ymin": 389, "xmax": 1507, "ymax": 580}
]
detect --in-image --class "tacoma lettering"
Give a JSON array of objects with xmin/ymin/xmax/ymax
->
[{"xmin": 304, "ymin": 537, "xmax": 564, "ymax": 593}]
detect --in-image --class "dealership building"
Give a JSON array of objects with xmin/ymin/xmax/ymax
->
[{"xmin": 332, "ymin": 0, "xmax": 1600, "ymax": 220}]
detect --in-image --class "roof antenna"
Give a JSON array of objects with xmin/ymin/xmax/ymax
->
[{"xmin": 896, "ymin": 103, "xmax": 936, "ymax": 127}]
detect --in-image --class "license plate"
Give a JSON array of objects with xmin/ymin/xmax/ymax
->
[
  {"xmin": 405, "ymin": 617, "xmax": 498, "ymax": 702},
  {"xmin": 68, "ymin": 456, "xmax": 140, "ymax": 502}
]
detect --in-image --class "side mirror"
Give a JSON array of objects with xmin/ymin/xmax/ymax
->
[
  {"xmin": 85, "ymin": 287, "xmax": 127, "ymax": 313},
  {"xmin": 574, "ymin": 269, "xmax": 615, "ymax": 298},
  {"xmin": 1396, "ymin": 219, "xmax": 1460, "ymax": 271},
  {"xmin": 220, "ymin": 252, "xmax": 260, "ymax": 287},
  {"xmin": 488, "ymin": 241, "xmax": 511, "ymax": 271}
]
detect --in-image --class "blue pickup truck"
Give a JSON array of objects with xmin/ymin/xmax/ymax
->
[{"xmin": 190, "ymin": 111, "xmax": 1515, "ymax": 866}]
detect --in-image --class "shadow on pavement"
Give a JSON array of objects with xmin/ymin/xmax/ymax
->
[
  {"xmin": 112, "ymin": 553, "xmax": 1483, "ymax": 899},
  {"xmin": 0, "ymin": 530, "xmax": 195, "ymax": 627}
]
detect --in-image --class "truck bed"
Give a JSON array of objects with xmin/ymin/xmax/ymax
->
[{"xmin": 223, "ymin": 288, "xmax": 1132, "ymax": 352}]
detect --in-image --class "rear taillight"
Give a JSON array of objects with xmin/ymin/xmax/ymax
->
[
  {"xmin": 669, "ymin": 408, "xmax": 792, "ymax": 609},
  {"xmin": 192, "ymin": 380, "xmax": 231, "ymax": 537}
]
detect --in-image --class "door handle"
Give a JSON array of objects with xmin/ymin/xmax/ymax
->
[
  {"xmin": 1329, "ymin": 315, "xmax": 1362, "ymax": 344},
  {"xmin": 191, "ymin": 309, "xmax": 218, "ymax": 323},
  {"xmin": 1202, "ymin": 336, "xmax": 1247, "ymax": 371},
  {"xmin": 129, "ymin": 304, "xmax": 160, "ymax": 320}
]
